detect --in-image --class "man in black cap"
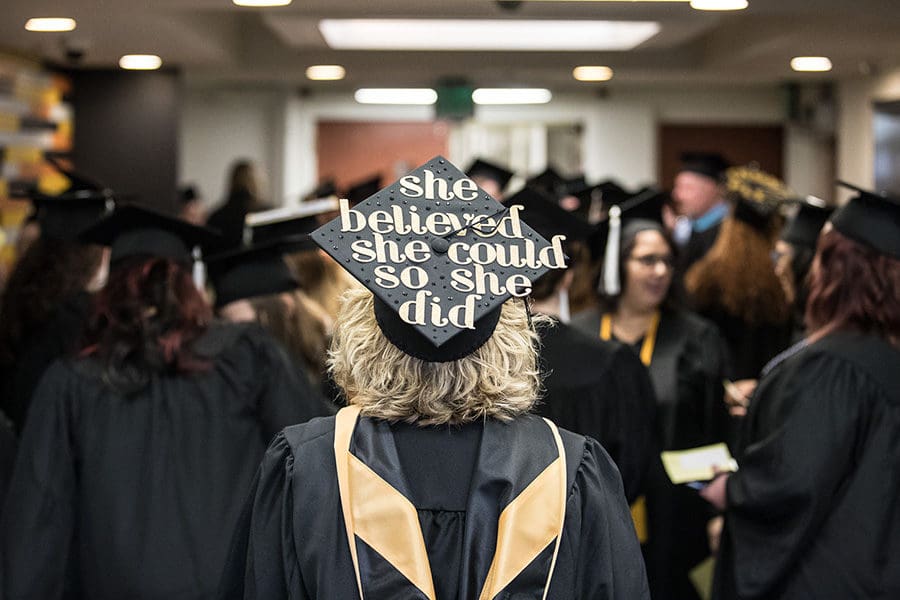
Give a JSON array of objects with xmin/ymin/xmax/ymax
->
[
  {"xmin": 672, "ymin": 152, "xmax": 730, "ymax": 271},
  {"xmin": 221, "ymin": 156, "xmax": 649, "ymax": 599}
]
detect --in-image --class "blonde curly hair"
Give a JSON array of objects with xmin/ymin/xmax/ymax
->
[{"xmin": 329, "ymin": 287, "xmax": 548, "ymax": 425}]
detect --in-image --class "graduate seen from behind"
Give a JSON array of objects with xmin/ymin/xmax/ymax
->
[
  {"xmin": 700, "ymin": 182, "xmax": 900, "ymax": 599},
  {"xmin": 220, "ymin": 157, "xmax": 649, "ymax": 599},
  {"xmin": 1, "ymin": 205, "xmax": 331, "ymax": 600}
]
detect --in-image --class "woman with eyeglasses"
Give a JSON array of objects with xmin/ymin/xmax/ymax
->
[{"xmin": 573, "ymin": 217, "xmax": 730, "ymax": 600}]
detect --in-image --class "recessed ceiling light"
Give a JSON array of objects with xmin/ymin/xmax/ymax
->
[
  {"xmin": 119, "ymin": 55, "xmax": 163, "ymax": 70},
  {"xmin": 233, "ymin": 0, "xmax": 292, "ymax": 6},
  {"xmin": 306, "ymin": 65, "xmax": 346, "ymax": 81},
  {"xmin": 319, "ymin": 19, "xmax": 660, "ymax": 51},
  {"xmin": 573, "ymin": 66, "xmax": 614, "ymax": 82},
  {"xmin": 690, "ymin": 0, "xmax": 748, "ymax": 10},
  {"xmin": 790, "ymin": 56, "xmax": 833, "ymax": 72},
  {"xmin": 472, "ymin": 88, "xmax": 552, "ymax": 105},
  {"xmin": 354, "ymin": 88, "xmax": 438, "ymax": 105},
  {"xmin": 25, "ymin": 18, "xmax": 77, "ymax": 32}
]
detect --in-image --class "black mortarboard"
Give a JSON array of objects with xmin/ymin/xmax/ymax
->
[
  {"xmin": 311, "ymin": 156, "xmax": 567, "ymax": 362},
  {"xmin": 207, "ymin": 236, "xmax": 314, "ymax": 309},
  {"xmin": 781, "ymin": 196, "xmax": 833, "ymax": 249},
  {"xmin": 466, "ymin": 158, "xmax": 514, "ymax": 192},
  {"xmin": 526, "ymin": 166, "xmax": 566, "ymax": 198},
  {"xmin": 245, "ymin": 199, "xmax": 340, "ymax": 244},
  {"xmin": 79, "ymin": 204, "xmax": 223, "ymax": 264},
  {"xmin": 594, "ymin": 188, "xmax": 671, "ymax": 295},
  {"xmin": 178, "ymin": 185, "xmax": 199, "ymax": 205},
  {"xmin": 308, "ymin": 179, "xmax": 337, "ymax": 200},
  {"xmin": 344, "ymin": 175, "xmax": 382, "ymax": 207},
  {"xmin": 28, "ymin": 159, "xmax": 116, "ymax": 241},
  {"xmin": 680, "ymin": 152, "xmax": 730, "ymax": 182},
  {"xmin": 512, "ymin": 187, "xmax": 593, "ymax": 242},
  {"xmin": 725, "ymin": 166, "xmax": 790, "ymax": 231},
  {"xmin": 832, "ymin": 182, "xmax": 900, "ymax": 259}
]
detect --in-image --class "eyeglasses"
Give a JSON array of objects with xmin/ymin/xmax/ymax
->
[{"xmin": 629, "ymin": 254, "xmax": 675, "ymax": 269}]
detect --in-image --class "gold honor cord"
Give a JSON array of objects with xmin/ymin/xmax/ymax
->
[
  {"xmin": 333, "ymin": 406, "xmax": 567, "ymax": 600},
  {"xmin": 599, "ymin": 311, "xmax": 661, "ymax": 367},
  {"xmin": 599, "ymin": 312, "xmax": 660, "ymax": 544}
]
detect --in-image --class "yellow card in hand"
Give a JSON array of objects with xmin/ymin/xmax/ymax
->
[{"xmin": 661, "ymin": 443, "xmax": 738, "ymax": 484}]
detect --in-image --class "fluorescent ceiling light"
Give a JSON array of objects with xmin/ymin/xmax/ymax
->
[
  {"xmin": 119, "ymin": 55, "xmax": 162, "ymax": 70},
  {"xmin": 354, "ymin": 88, "xmax": 438, "ymax": 105},
  {"xmin": 472, "ymin": 88, "xmax": 552, "ymax": 105},
  {"xmin": 25, "ymin": 18, "xmax": 77, "ymax": 32},
  {"xmin": 573, "ymin": 66, "xmax": 614, "ymax": 82},
  {"xmin": 319, "ymin": 19, "xmax": 660, "ymax": 51},
  {"xmin": 306, "ymin": 65, "xmax": 346, "ymax": 81},
  {"xmin": 690, "ymin": 0, "xmax": 749, "ymax": 10},
  {"xmin": 233, "ymin": 0, "xmax": 292, "ymax": 6},
  {"xmin": 790, "ymin": 56, "xmax": 832, "ymax": 72}
]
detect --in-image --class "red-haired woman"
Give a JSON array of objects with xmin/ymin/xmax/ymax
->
[
  {"xmin": 0, "ymin": 206, "xmax": 330, "ymax": 600},
  {"xmin": 700, "ymin": 185, "xmax": 900, "ymax": 599}
]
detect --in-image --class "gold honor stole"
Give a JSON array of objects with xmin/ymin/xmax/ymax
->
[
  {"xmin": 333, "ymin": 405, "xmax": 568, "ymax": 600},
  {"xmin": 599, "ymin": 311, "xmax": 661, "ymax": 544}
]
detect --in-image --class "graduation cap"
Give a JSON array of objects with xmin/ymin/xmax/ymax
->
[
  {"xmin": 343, "ymin": 175, "xmax": 382, "ymax": 207},
  {"xmin": 679, "ymin": 152, "xmax": 729, "ymax": 182},
  {"xmin": 832, "ymin": 181, "xmax": 900, "ymax": 259},
  {"xmin": 594, "ymin": 188, "xmax": 670, "ymax": 296},
  {"xmin": 207, "ymin": 235, "xmax": 315, "ymax": 309},
  {"xmin": 781, "ymin": 196, "xmax": 833, "ymax": 249},
  {"xmin": 178, "ymin": 185, "xmax": 199, "ymax": 205},
  {"xmin": 79, "ymin": 204, "xmax": 223, "ymax": 265},
  {"xmin": 311, "ymin": 155, "xmax": 566, "ymax": 363},
  {"xmin": 466, "ymin": 158, "xmax": 514, "ymax": 193},
  {"xmin": 28, "ymin": 159, "xmax": 116, "ymax": 241},
  {"xmin": 512, "ymin": 187, "xmax": 594, "ymax": 243},
  {"xmin": 725, "ymin": 166, "xmax": 791, "ymax": 231},
  {"xmin": 245, "ymin": 198, "xmax": 340, "ymax": 244}
]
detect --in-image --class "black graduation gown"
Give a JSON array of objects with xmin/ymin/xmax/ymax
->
[
  {"xmin": 572, "ymin": 308, "xmax": 730, "ymax": 600},
  {"xmin": 695, "ymin": 307, "xmax": 792, "ymax": 381},
  {"xmin": 534, "ymin": 320, "xmax": 657, "ymax": 503},
  {"xmin": 0, "ymin": 322, "xmax": 333, "ymax": 600},
  {"xmin": 0, "ymin": 291, "xmax": 91, "ymax": 432},
  {"xmin": 219, "ymin": 413, "xmax": 650, "ymax": 599},
  {"xmin": 715, "ymin": 332, "xmax": 900, "ymax": 599},
  {"xmin": 679, "ymin": 222, "xmax": 721, "ymax": 274}
]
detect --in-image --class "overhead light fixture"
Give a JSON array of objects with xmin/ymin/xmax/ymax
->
[
  {"xmin": 119, "ymin": 55, "xmax": 163, "ymax": 70},
  {"xmin": 689, "ymin": 0, "xmax": 749, "ymax": 10},
  {"xmin": 472, "ymin": 88, "xmax": 552, "ymax": 105},
  {"xmin": 25, "ymin": 17, "xmax": 77, "ymax": 32},
  {"xmin": 354, "ymin": 88, "xmax": 438, "ymax": 105},
  {"xmin": 306, "ymin": 65, "xmax": 346, "ymax": 81},
  {"xmin": 790, "ymin": 56, "xmax": 832, "ymax": 72},
  {"xmin": 573, "ymin": 66, "xmax": 614, "ymax": 82},
  {"xmin": 319, "ymin": 19, "xmax": 660, "ymax": 51},
  {"xmin": 232, "ymin": 0, "xmax": 292, "ymax": 6}
]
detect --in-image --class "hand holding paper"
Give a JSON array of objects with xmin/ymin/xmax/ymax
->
[{"xmin": 660, "ymin": 443, "xmax": 738, "ymax": 485}]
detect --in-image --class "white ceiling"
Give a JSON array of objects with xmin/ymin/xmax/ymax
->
[{"xmin": 3, "ymin": 0, "xmax": 900, "ymax": 90}]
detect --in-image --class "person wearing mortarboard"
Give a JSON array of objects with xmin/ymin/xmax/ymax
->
[
  {"xmin": 0, "ymin": 204, "xmax": 331, "ymax": 599},
  {"xmin": 700, "ymin": 182, "xmax": 900, "ymax": 599},
  {"xmin": 571, "ymin": 188, "xmax": 730, "ymax": 600},
  {"xmin": 206, "ymin": 159, "xmax": 274, "ymax": 252},
  {"xmin": 671, "ymin": 152, "xmax": 731, "ymax": 272},
  {"xmin": 773, "ymin": 196, "xmax": 834, "ymax": 341},
  {"xmin": 683, "ymin": 165, "xmax": 794, "ymax": 383},
  {"xmin": 466, "ymin": 157, "xmax": 514, "ymax": 201},
  {"xmin": 177, "ymin": 184, "xmax": 207, "ymax": 225},
  {"xmin": 219, "ymin": 156, "xmax": 650, "ymax": 599},
  {"xmin": 0, "ymin": 159, "xmax": 115, "ymax": 432}
]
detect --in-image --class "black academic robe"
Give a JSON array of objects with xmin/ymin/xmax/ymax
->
[
  {"xmin": 572, "ymin": 308, "xmax": 730, "ymax": 600},
  {"xmin": 695, "ymin": 307, "xmax": 792, "ymax": 381},
  {"xmin": 0, "ymin": 291, "xmax": 91, "ymax": 432},
  {"xmin": 534, "ymin": 320, "xmax": 657, "ymax": 503},
  {"xmin": 679, "ymin": 222, "xmax": 721, "ymax": 274},
  {"xmin": 0, "ymin": 322, "xmax": 332, "ymax": 600},
  {"xmin": 715, "ymin": 332, "xmax": 900, "ymax": 599},
  {"xmin": 219, "ymin": 412, "xmax": 650, "ymax": 599}
]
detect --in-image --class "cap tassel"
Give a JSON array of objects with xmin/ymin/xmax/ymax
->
[
  {"xmin": 558, "ymin": 288, "xmax": 570, "ymax": 324},
  {"xmin": 601, "ymin": 205, "xmax": 622, "ymax": 296},
  {"xmin": 192, "ymin": 246, "xmax": 206, "ymax": 290}
]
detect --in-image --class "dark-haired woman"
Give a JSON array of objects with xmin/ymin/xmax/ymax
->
[
  {"xmin": 701, "ymin": 188, "xmax": 900, "ymax": 599},
  {"xmin": 0, "ymin": 232, "xmax": 107, "ymax": 431},
  {"xmin": 1, "ymin": 208, "xmax": 330, "ymax": 599},
  {"xmin": 572, "ymin": 219, "xmax": 729, "ymax": 600}
]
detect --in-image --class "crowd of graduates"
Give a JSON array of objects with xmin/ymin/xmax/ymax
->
[{"xmin": 0, "ymin": 150, "xmax": 897, "ymax": 599}]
